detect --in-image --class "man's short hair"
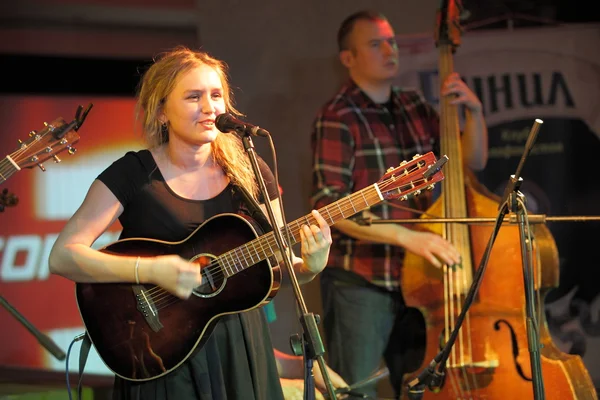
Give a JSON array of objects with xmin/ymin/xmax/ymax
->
[{"xmin": 337, "ymin": 10, "xmax": 388, "ymax": 52}]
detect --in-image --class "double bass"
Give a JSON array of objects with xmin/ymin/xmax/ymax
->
[{"xmin": 400, "ymin": 1, "xmax": 597, "ymax": 399}]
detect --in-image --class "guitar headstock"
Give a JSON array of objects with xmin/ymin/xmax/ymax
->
[
  {"xmin": 377, "ymin": 152, "xmax": 447, "ymax": 201},
  {"xmin": 8, "ymin": 117, "xmax": 80, "ymax": 171},
  {"xmin": 0, "ymin": 188, "xmax": 19, "ymax": 212}
]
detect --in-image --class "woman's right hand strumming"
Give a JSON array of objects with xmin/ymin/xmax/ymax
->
[{"xmin": 143, "ymin": 255, "xmax": 203, "ymax": 299}]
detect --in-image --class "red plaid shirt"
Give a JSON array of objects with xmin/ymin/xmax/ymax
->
[{"xmin": 310, "ymin": 79, "xmax": 440, "ymax": 291}]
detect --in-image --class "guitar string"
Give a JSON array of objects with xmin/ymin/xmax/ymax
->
[
  {"xmin": 144, "ymin": 199, "xmax": 369, "ymax": 307},
  {"xmin": 141, "ymin": 170, "xmax": 438, "ymax": 309},
  {"xmin": 0, "ymin": 123, "xmax": 71, "ymax": 184},
  {"xmin": 0, "ymin": 159, "xmax": 15, "ymax": 183},
  {"xmin": 145, "ymin": 190, "xmax": 381, "ymax": 307},
  {"xmin": 0, "ymin": 124, "xmax": 60, "ymax": 174},
  {"xmin": 147, "ymin": 198, "xmax": 421, "ymax": 310},
  {"xmin": 142, "ymin": 168, "xmax": 427, "ymax": 302},
  {"xmin": 141, "ymin": 170, "xmax": 434, "ymax": 306}
]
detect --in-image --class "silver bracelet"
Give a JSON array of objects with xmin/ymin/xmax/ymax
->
[{"xmin": 134, "ymin": 256, "xmax": 141, "ymax": 284}]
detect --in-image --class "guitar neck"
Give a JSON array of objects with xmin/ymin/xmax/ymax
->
[
  {"xmin": 218, "ymin": 184, "xmax": 383, "ymax": 277},
  {"xmin": 0, "ymin": 156, "xmax": 20, "ymax": 184}
]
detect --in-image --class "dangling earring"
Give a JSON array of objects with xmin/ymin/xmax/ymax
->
[{"xmin": 161, "ymin": 121, "xmax": 169, "ymax": 140}]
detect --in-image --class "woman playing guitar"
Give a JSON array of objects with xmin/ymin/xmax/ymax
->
[{"xmin": 48, "ymin": 46, "xmax": 333, "ymax": 400}]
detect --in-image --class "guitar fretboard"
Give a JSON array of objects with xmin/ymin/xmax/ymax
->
[
  {"xmin": 0, "ymin": 156, "xmax": 20, "ymax": 184},
  {"xmin": 217, "ymin": 184, "xmax": 383, "ymax": 277}
]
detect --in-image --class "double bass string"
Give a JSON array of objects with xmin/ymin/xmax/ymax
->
[
  {"xmin": 439, "ymin": 41, "xmax": 480, "ymax": 395},
  {"xmin": 139, "ymin": 169, "xmax": 434, "ymax": 310}
]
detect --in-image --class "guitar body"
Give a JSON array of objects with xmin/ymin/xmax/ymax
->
[{"xmin": 75, "ymin": 213, "xmax": 281, "ymax": 382}]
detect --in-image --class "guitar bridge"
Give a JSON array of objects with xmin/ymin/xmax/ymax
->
[{"xmin": 133, "ymin": 285, "xmax": 164, "ymax": 332}]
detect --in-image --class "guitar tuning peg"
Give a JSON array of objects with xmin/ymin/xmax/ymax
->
[
  {"xmin": 427, "ymin": 184, "xmax": 435, "ymax": 191},
  {"xmin": 412, "ymin": 153, "xmax": 422, "ymax": 160},
  {"xmin": 68, "ymin": 146, "xmax": 77, "ymax": 155},
  {"xmin": 38, "ymin": 163, "xmax": 46, "ymax": 172},
  {"xmin": 53, "ymin": 155, "xmax": 61, "ymax": 163},
  {"xmin": 29, "ymin": 130, "xmax": 37, "ymax": 137},
  {"xmin": 386, "ymin": 166, "xmax": 395, "ymax": 172}
]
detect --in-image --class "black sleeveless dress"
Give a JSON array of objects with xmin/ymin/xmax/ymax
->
[{"xmin": 96, "ymin": 149, "xmax": 284, "ymax": 400}]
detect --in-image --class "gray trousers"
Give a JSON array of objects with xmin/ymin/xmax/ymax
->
[{"xmin": 320, "ymin": 270, "xmax": 425, "ymax": 399}]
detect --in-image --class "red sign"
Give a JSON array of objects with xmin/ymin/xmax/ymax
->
[{"xmin": 0, "ymin": 95, "xmax": 141, "ymax": 374}]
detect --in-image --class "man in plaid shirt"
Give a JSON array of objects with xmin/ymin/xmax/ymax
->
[{"xmin": 310, "ymin": 10, "xmax": 488, "ymax": 398}]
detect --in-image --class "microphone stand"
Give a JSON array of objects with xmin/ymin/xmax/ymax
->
[
  {"xmin": 0, "ymin": 294, "xmax": 66, "ymax": 360},
  {"xmin": 239, "ymin": 133, "xmax": 337, "ymax": 400},
  {"xmin": 371, "ymin": 119, "xmax": 548, "ymax": 400},
  {"xmin": 495, "ymin": 119, "xmax": 546, "ymax": 400}
]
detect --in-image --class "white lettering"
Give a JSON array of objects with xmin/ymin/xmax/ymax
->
[
  {"xmin": 35, "ymin": 148, "xmax": 136, "ymax": 220},
  {"xmin": 0, "ymin": 231, "xmax": 122, "ymax": 282},
  {"xmin": 1, "ymin": 235, "xmax": 42, "ymax": 281},
  {"xmin": 37, "ymin": 233, "xmax": 59, "ymax": 280}
]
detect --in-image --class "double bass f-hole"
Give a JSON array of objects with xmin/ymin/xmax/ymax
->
[{"xmin": 494, "ymin": 319, "xmax": 532, "ymax": 382}]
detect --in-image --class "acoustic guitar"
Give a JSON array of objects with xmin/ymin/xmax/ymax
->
[{"xmin": 75, "ymin": 151, "xmax": 447, "ymax": 382}]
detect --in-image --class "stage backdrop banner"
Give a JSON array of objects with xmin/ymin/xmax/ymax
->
[
  {"xmin": 0, "ymin": 96, "xmax": 144, "ymax": 377},
  {"xmin": 394, "ymin": 23, "xmax": 600, "ymax": 390}
]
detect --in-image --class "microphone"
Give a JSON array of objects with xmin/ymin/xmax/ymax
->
[{"xmin": 215, "ymin": 113, "xmax": 270, "ymax": 137}]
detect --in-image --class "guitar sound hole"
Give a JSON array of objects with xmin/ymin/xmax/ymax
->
[{"xmin": 192, "ymin": 254, "xmax": 226, "ymax": 297}]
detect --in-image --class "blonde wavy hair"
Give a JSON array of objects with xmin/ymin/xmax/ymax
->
[{"xmin": 135, "ymin": 45, "xmax": 259, "ymax": 199}]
